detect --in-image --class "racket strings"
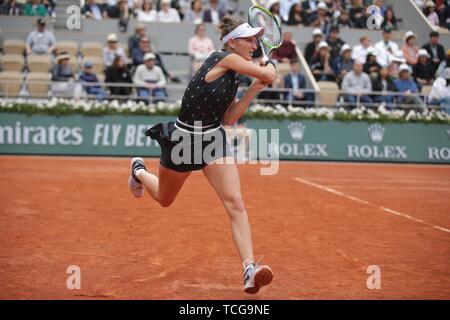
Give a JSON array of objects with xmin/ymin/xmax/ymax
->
[{"xmin": 248, "ymin": 8, "xmax": 282, "ymax": 47}]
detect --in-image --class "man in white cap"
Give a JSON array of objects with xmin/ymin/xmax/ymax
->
[
  {"xmin": 332, "ymin": 43, "xmax": 354, "ymax": 85},
  {"xmin": 133, "ymin": 52, "xmax": 167, "ymax": 103},
  {"xmin": 393, "ymin": 63, "xmax": 422, "ymax": 107},
  {"xmin": 304, "ymin": 28, "xmax": 324, "ymax": 65},
  {"xmin": 413, "ymin": 49, "xmax": 434, "ymax": 89},
  {"xmin": 310, "ymin": 41, "xmax": 335, "ymax": 81},
  {"xmin": 103, "ymin": 33, "xmax": 127, "ymax": 67},
  {"xmin": 429, "ymin": 67, "xmax": 450, "ymax": 114}
]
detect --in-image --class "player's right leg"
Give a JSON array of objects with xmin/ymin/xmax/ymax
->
[{"xmin": 129, "ymin": 157, "xmax": 191, "ymax": 207}]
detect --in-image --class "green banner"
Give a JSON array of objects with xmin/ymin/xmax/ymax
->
[{"xmin": 0, "ymin": 113, "xmax": 449, "ymax": 163}]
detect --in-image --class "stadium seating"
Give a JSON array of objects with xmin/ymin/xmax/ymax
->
[
  {"xmin": 80, "ymin": 42, "xmax": 103, "ymax": 58},
  {"xmin": 26, "ymin": 72, "xmax": 51, "ymax": 98},
  {"xmin": 0, "ymin": 71, "xmax": 22, "ymax": 97},
  {"xmin": 0, "ymin": 54, "xmax": 25, "ymax": 72},
  {"xmin": 27, "ymin": 55, "xmax": 52, "ymax": 73},
  {"xmin": 317, "ymin": 81, "xmax": 340, "ymax": 108},
  {"xmin": 55, "ymin": 41, "xmax": 79, "ymax": 57},
  {"xmin": 3, "ymin": 39, "xmax": 26, "ymax": 56}
]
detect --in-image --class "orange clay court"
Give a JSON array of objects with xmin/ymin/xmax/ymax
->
[{"xmin": 0, "ymin": 156, "xmax": 449, "ymax": 300}]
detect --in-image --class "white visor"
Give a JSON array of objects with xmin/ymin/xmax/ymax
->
[{"xmin": 222, "ymin": 23, "xmax": 264, "ymax": 44}]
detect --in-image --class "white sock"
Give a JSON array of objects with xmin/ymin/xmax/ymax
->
[{"xmin": 135, "ymin": 168, "xmax": 146, "ymax": 180}]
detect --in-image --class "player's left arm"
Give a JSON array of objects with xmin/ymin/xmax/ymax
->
[{"xmin": 223, "ymin": 78, "xmax": 269, "ymax": 126}]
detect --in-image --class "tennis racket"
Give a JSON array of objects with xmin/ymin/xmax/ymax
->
[{"xmin": 248, "ymin": 0, "xmax": 283, "ymax": 60}]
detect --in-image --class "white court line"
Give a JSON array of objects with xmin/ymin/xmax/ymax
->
[
  {"xmin": 323, "ymin": 186, "xmax": 450, "ymax": 191},
  {"xmin": 294, "ymin": 177, "xmax": 450, "ymax": 234}
]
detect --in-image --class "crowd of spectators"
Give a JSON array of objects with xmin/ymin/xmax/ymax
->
[
  {"xmin": 299, "ymin": 24, "xmax": 450, "ymax": 109},
  {"xmin": 1, "ymin": 0, "xmax": 449, "ymax": 110}
]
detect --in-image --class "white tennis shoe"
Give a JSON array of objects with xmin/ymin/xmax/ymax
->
[
  {"xmin": 128, "ymin": 157, "xmax": 145, "ymax": 198},
  {"xmin": 243, "ymin": 263, "xmax": 273, "ymax": 294}
]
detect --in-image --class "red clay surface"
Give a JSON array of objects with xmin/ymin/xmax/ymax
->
[{"xmin": 0, "ymin": 156, "xmax": 449, "ymax": 299}]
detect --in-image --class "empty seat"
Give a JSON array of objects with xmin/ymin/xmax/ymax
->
[
  {"xmin": 27, "ymin": 54, "xmax": 52, "ymax": 73},
  {"xmin": 55, "ymin": 41, "xmax": 79, "ymax": 57},
  {"xmin": 80, "ymin": 42, "xmax": 103, "ymax": 58},
  {"xmin": 317, "ymin": 81, "xmax": 340, "ymax": 107},
  {"xmin": 3, "ymin": 39, "xmax": 26, "ymax": 55},
  {"xmin": 0, "ymin": 71, "xmax": 23, "ymax": 97},
  {"xmin": 81, "ymin": 56, "xmax": 104, "ymax": 74},
  {"xmin": 26, "ymin": 72, "xmax": 51, "ymax": 98},
  {"xmin": 0, "ymin": 54, "xmax": 25, "ymax": 72}
]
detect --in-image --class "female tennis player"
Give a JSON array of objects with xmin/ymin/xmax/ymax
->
[{"xmin": 128, "ymin": 16, "xmax": 276, "ymax": 294}]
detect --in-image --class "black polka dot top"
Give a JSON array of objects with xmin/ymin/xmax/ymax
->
[{"xmin": 176, "ymin": 51, "xmax": 240, "ymax": 131}]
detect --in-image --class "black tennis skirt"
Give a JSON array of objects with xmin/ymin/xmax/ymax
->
[{"xmin": 145, "ymin": 121, "xmax": 232, "ymax": 172}]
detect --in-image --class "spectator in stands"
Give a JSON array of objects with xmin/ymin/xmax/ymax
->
[
  {"xmin": 286, "ymin": 1, "xmax": 305, "ymax": 26},
  {"xmin": 26, "ymin": 18, "xmax": 56, "ymax": 55},
  {"xmin": 332, "ymin": 44, "xmax": 354, "ymax": 85},
  {"xmin": 349, "ymin": 0, "xmax": 367, "ymax": 29},
  {"xmin": 423, "ymin": 31, "xmax": 446, "ymax": 73},
  {"xmin": 131, "ymin": 36, "xmax": 179, "ymax": 82},
  {"xmin": 309, "ymin": 1, "xmax": 332, "ymax": 35},
  {"xmin": 188, "ymin": 23, "xmax": 214, "ymax": 76},
  {"xmin": 413, "ymin": 49, "xmax": 435, "ymax": 89},
  {"xmin": 280, "ymin": 0, "xmax": 298, "ymax": 22},
  {"xmin": 310, "ymin": 41, "xmax": 335, "ymax": 81},
  {"xmin": 0, "ymin": 0, "xmax": 23, "ymax": 15},
  {"xmin": 283, "ymin": 58, "xmax": 315, "ymax": 106},
  {"xmin": 133, "ymin": 52, "xmax": 167, "ymax": 103},
  {"xmin": 335, "ymin": 10, "xmax": 354, "ymax": 29},
  {"xmin": 326, "ymin": 26, "xmax": 345, "ymax": 62},
  {"xmin": 107, "ymin": 0, "xmax": 130, "ymax": 32},
  {"xmin": 389, "ymin": 53, "xmax": 406, "ymax": 79},
  {"xmin": 105, "ymin": 55, "xmax": 133, "ymax": 98},
  {"xmin": 79, "ymin": 61, "xmax": 108, "ymax": 101},
  {"xmin": 380, "ymin": 7, "xmax": 398, "ymax": 31},
  {"xmin": 429, "ymin": 67, "xmax": 450, "ymax": 114},
  {"xmin": 302, "ymin": 0, "xmax": 318, "ymax": 23},
  {"xmin": 423, "ymin": 1, "xmax": 440, "ymax": 26},
  {"xmin": 267, "ymin": 0, "xmax": 282, "ymax": 25},
  {"xmin": 128, "ymin": 24, "xmax": 146, "ymax": 56},
  {"xmin": 371, "ymin": 66, "xmax": 395, "ymax": 109},
  {"xmin": 402, "ymin": 31, "xmax": 419, "ymax": 66},
  {"xmin": 439, "ymin": 2, "xmax": 450, "ymax": 30},
  {"xmin": 202, "ymin": 0, "xmax": 225, "ymax": 25},
  {"xmin": 103, "ymin": 33, "xmax": 127, "ymax": 68},
  {"xmin": 374, "ymin": 26, "xmax": 400, "ymax": 68},
  {"xmin": 82, "ymin": 0, "xmax": 107, "ymax": 20},
  {"xmin": 184, "ymin": 0, "xmax": 203, "ymax": 24},
  {"xmin": 342, "ymin": 61, "xmax": 373, "ymax": 108},
  {"xmin": 51, "ymin": 52, "xmax": 82, "ymax": 99},
  {"xmin": 352, "ymin": 36, "xmax": 374, "ymax": 64},
  {"xmin": 304, "ymin": 28, "xmax": 323, "ymax": 65},
  {"xmin": 271, "ymin": 31, "xmax": 298, "ymax": 64},
  {"xmin": 135, "ymin": 0, "xmax": 157, "ymax": 22},
  {"xmin": 393, "ymin": 64, "xmax": 422, "ymax": 107},
  {"xmin": 363, "ymin": 49, "xmax": 381, "ymax": 78},
  {"xmin": 158, "ymin": 0, "xmax": 180, "ymax": 22},
  {"xmin": 437, "ymin": 49, "xmax": 450, "ymax": 78},
  {"xmin": 23, "ymin": 0, "xmax": 47, "ymax": 16}
]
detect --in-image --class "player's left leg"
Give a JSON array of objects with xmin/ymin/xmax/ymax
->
[{"xmin": 202, "ymin": 158, "xmax": 272, "ymax": 294}]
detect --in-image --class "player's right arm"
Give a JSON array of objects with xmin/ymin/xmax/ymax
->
[{"xmin": 220, "ymin": 53, "xmax": 276, "ymax": 84}]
